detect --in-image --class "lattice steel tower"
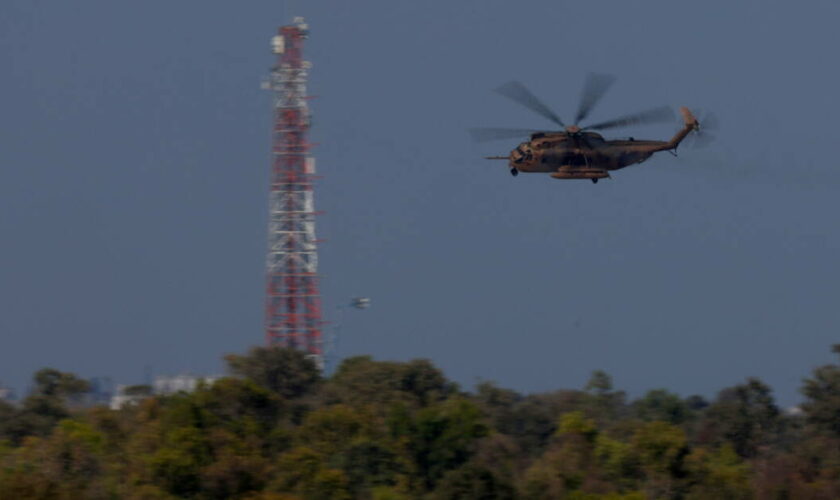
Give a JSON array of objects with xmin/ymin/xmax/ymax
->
[{"xmin": 263, "ymin": 18, "xmax": 324, "ymax": 367}]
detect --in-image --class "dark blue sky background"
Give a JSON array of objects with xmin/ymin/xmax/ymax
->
[{"xmin": 2, "ymin": 0, "xmax": 839, "ymax": 405}]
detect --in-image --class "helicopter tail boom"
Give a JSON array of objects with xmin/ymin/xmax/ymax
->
[
  {"xmin": 679, "ymin": 107, "xmax": 699, "ymax": 128},
  {"xmin": 654, "ymin": 106, "xmax": 699, "ymax": 151}
]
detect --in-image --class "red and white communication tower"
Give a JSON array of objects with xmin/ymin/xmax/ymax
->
[{"xmin": 263, "ymin": 18, "xmax": 325, "ymax": 367}]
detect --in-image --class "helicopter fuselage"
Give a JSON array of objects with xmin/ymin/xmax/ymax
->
[{"xmin": 506, "ymin": 107, "xmax": 698, "ymax": 179}]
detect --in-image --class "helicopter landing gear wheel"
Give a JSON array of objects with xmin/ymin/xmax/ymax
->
[
  {"xmin": 510, "ymin": 168, "xmax": 519, "ymax": 177},
  {"xmin": 591, "ymin": 178, "xmax": 598, "ymax": 184}
]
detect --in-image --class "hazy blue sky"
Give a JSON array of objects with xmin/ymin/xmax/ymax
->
[{"xmin": 2, "ymin": 0, "xmax": 839, "ymax": 405}]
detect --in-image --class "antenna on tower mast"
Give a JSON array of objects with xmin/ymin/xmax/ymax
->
[{"xmin": 263, "ymin": 18, "xmax": 325, "ymax": 370}]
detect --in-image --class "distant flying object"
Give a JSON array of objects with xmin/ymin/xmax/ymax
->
[
  {"xmin": 350, "ymin": 297, "xmax": 371, "ymax": 310},
  {"xmin": 471, "ymin": 74, "xmax": 715, "ymax": 183}
]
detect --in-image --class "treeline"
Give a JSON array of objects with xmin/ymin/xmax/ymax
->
[{"xmin": 1, "ymin": 346, "xmax": 840, "ymax": 499}]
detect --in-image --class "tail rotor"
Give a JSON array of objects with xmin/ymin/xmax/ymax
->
[{"xmin": 684, "ymin": 110, "xmax": 719, "ymax": 148}]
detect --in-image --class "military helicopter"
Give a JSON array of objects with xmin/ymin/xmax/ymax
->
[{"xmin": 471, "ymin": 74, "xmax": 709, "ymax": 183}]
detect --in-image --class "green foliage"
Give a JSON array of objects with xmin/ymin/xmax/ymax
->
[
  {"xmin": 370, "ymin": 485, "xmax": 411, "ymax": 500},
  {"xmin": 5, "ymin": 345, "xmax": 840, "ymax": 498},
  {"xmin": 557, "ymin": 411, "xmax": 598, "ymax": 442},
  {"xmin": 700, "ymin": 377, "xmax": 781, "ymax": 457},
  {"xmin": 594, "ymin": 434, "xmax": 637, "ymax": 487},
  {"xmin": 523, "ymin": 411, "xmax": 609, "ymax": 498},
  {"xmin": 272, "ymin": 446, "xmax": 322, "ymax": 491},
  {"xmin": 632, "ymin": 389, "xmax": 691, "ymax": 425},
  {"xmin": 433, "ymin": 463, "xmax": 516, "ymax": 499},
  {"xmin": 630, "ymin": 421, "xmax": 687, "ymax": 475},
  {"xmin": 325, "ymin": 356, "xmax": 456, "ymax": 408},
  {"xmin": 335, "ymin": 439, "xmax": 402, "ymax": 491},
  {"xmin": 307, "ymin": 468, "xmax": 352, "ymax": 500},
  {"xmin": 147, "ymin": 427, "xmax": 210, "ymax": 496},
  {"xmin": 298, "ymin": 404, "xmax": 374, "ymax": 454},
  {"xmin": 801, "ymin": 344, "xmax": 840, "ymax": 437},
  {"xmin": 584, "ymin": 371, "xmax": 626, "ymax": 424},
  {"xmin": 684, "ymin": 445, "xmax": 752, "ymax": 500},
  {"xmin": 0, "ymin": 369, "xmax": 93, "ymax": 445},
  {"xmin": 629, "ymin": 421, "xmax": 688, "ymax": 498},
  {"xmin": 200, "ymin": 448, "xmax": 269, "ymax": 500},
  {"xmin": 585, "ymin": 370, "xmax": 614, "ymax": 395},
  {"xmin": 32, "ymin": 368, "xmax": 91, "ymax": 398},
  {"xmin": 192, "ymin": 377, "xmax": 282, "ymax": 432},
  {"xmin": 225, "ymin": 346, "xmax": 321, "ymax": 400},
  {"xmin": 125, "ymin": 384, "xmax": 154, "ymax": 397},
  {"xmin": 0, "ymin": 400, "xmax": 19, "ymax": 443},
  {"xmin": 0, "ymin": 420, "xmax": 110, "ymax": 498},
  {"xmin": 407, "ymin": 398, "xmax": 489, "ymax": 490},
  {"xmin": 475, "ymin": 383, "xmax": 585, "ymax": 455}
]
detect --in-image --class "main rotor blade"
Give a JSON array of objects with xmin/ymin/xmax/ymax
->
[
  {"xmin": 494, "ymin": 81, "xmax": 565, "ymax": 128},
  {"xmin": 574, "ymin": 73, "xmax": 616, "ymax": 125},
  {"xmin": 585, "ymin": 106, "xmax": 675, "ymax": 131},
  {"xmin": 468, "ymin": 127, "xmax": 540, "ymax": 143}
]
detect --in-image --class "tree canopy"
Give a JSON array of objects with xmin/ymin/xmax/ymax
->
[{"xmin": 1, "ymin": 345, "xmax": 840, "ymax": 499}]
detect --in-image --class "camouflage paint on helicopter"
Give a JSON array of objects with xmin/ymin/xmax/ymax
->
[{"xmin": 472, "ymin": 75, "xmax": 706, "ymax": 183}]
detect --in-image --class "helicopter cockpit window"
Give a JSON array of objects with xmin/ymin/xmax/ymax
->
[{"xmin": 518, "ymin": 146, "xmax": 533, "ymax": 161}]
